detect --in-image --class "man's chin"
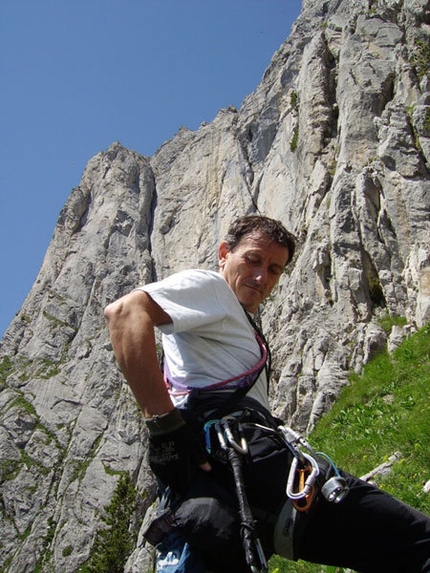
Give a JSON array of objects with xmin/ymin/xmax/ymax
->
[{"xmin": 239, "ymin": 297, "xmax": 260, "ymax": 313}]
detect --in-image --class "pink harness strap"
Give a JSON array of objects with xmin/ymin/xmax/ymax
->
[{"xmin": 164, "ymin": 331, "xmax": 268, "ymax": 392}]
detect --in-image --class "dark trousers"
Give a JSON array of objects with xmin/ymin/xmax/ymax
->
[{"xmin": 297, "ymin": 473, "xmax": 430, "ymax": 573}]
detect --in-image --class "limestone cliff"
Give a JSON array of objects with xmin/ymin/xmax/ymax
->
[{"xmin": 1, "ymin": 1, "xmax": 429, "ymax": 571}]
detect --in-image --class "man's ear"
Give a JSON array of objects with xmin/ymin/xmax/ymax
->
[{"xmin": 218, "ymin": 241, "xmax": 231, "ymax": 269}]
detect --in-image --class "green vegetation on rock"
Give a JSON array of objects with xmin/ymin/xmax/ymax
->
[{"xmin": 269, "ymin": 323, "xmax": 430, "ymax": 573}]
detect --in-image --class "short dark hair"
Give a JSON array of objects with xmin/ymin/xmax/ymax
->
[{"xmin": 224, "ymin": 215, "xmax": 296, "ymax": 265}]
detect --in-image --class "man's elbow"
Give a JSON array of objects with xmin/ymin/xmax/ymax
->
[
  {"xmin": 104, "ymin": 291, "xmax": 147, "ymax": 328},
  {"xmin": 104, "ymin": 298, "xmax": 128, "ymax": 330},
  {"xmin": 104, "ymin": 301, "xmax": 116, "ymax": 324},
  {"xmin": 104, "ymin": 290, "xmax": 168, "ymax": 330}
]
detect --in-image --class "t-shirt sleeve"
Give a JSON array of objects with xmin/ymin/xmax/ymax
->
[{"xmin": 138, "ymin": 270, "xmax": 231, "ymax": 334}]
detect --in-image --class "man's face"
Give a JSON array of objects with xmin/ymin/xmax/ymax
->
[{"xmin": 218, "ymin": 231, "xmax": 289, "ymax": 313}]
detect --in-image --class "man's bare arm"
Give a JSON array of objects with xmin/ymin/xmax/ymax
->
[
  {"xmin": 105, "ymin": 288, "xmax": 211, "ymax": 484},
  {"xmin": 104, "ymin": 289, "xmax": 173, "ymax": 418}
]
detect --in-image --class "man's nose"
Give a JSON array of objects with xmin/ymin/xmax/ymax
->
[{"xmin": 254, "ymin": 267, "xmax": 267, "ymax": 283}]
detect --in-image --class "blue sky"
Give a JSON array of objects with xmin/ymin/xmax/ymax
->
[{"xmin": 1, "ymin": 0, "xmax": 302, "ymax": 338}]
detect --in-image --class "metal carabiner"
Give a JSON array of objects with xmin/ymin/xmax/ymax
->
[
  {"xmin": 214, "ymin": 416, "xmax": 248, "ymax": 455},
  {"xmin": 286, "ymin": 452, "xmax": 320, "ymax": 500},
  {"xmin": 221, "ymin": 416, "xmax": 248, "ymax": 455},
  {"xmin": 277, "ymin": 426, "xmax": 308, "ymax": 466},
  {"xmin": 278, "ymin": 425, "xmax": 314, "ymax": 453},
  {"xmin": 215, "ymin": 421, "xmax": 228, "ymax": 450}
]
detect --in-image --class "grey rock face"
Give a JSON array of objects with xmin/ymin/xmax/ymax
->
[{"xmin": 1, "ymin": 1, "xmax": 429, "ymax": 571}]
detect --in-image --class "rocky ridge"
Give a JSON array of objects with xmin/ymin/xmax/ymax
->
[{"xmin": 1, "ymin": 1, "xmax": 429, "ymax": 571}]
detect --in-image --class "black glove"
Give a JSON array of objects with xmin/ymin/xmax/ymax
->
[{"xmin": 146, "ymin": 408, "xmax": 209, "ymax": 493}]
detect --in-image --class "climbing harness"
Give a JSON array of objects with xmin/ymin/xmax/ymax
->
[
  {"xmin": 214, "ymin": 416, "xmax": 268, "ymax": 573},
  {"xmin": 201, "ymin": 411, "xmax": 350, "ymax": 572}
]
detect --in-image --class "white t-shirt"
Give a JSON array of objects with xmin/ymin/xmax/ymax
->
[{"xmin": 140, "ymin": 269, "xmax": 269, "ymax": 409}]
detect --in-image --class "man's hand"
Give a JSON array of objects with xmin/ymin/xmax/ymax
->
[{"xmin": 146, "ymin": 408, "xmax": 211, "ymax": 493}]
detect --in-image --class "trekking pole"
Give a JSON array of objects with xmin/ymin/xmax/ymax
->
[
  {"xmin": 217, "ymin": 419, "xmax": 268, "ymax": 573},
  {"xmin": 228, "ymin": 448, "xmax": 268, "ymax": 573}
]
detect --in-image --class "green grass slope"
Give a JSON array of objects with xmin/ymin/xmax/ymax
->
[{"xmin": 269, "ymin": 322, "xmax": 430, "ymax": 573}]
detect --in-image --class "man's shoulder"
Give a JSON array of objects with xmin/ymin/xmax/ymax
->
[
  {"xmin": 164, "ymin": 268, "xmax": 225, "ymax": 287},
  {"xmin": 178, "ymin": 269, "xmax": 223, "ymax": 282},
  {"xmin": 141, "ymin": 269, "xmax": 231, "ymax": 301},
  {"xmin": 182, "ymin": 269, "xmax": 234, "ymax": 295},
  {"xmin": 140, "ymin": 269, "xmax": 221, "ymax": 288}
]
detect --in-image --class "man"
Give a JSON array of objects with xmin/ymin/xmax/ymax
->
[{"xmin": 105, "ymin": 215, "xmax": 429, "ymax": 573}]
